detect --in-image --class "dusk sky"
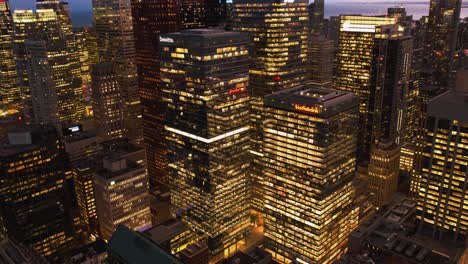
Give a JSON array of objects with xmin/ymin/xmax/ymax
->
[
  {"xmin": 10, "ymin": 0, "xmax": 93, "ymax": 12},
  {"xmin": 9, "ymin": 0, "xmax": 431, "ymax": 12}
]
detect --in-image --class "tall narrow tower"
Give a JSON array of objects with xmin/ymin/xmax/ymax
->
[
  {"xmin": 0, "ymin": 0, "xmax": 20, "ymax": 108},
  {"xmin": 309, "ymin": 0, "xmax": 325, "ymax": 34},
  {"xmin": 93, "ymin": 0, "xmax": 142, "ymax": 143},
  {"xmin": 160, "ymin": 29, "xmax": 251, "ymax": 255},
  {"xmin": 130, "ymin": 0, "xmax": 180, "ymax": 189},
  {"xmin": 334, "ymin": 16, "xmax": 412, "ymax": 160},
  {"xmin": 231, "ymin": 0, "xmax": 309, "ymax": 214},
  {"xmin": 422, "ymin": 0, "xmax": 462, "ymax": 90}
]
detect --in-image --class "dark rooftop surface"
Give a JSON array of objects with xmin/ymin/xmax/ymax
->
[
  {"xmin": 428, "ymin": 90, "xmax": 468, "ymax": 123},
  {"xmin": 143, "ymin": 218, "xmax": 189, "ymax": 245},
  {"xmin": 264, "ymin": 85, "xmax": 359, "ymax": 118},
  {"xmin": 344, "ymin": 195, "xmax": 464, "ymax": 264},
  {"xmin": 107, "ymin": 225, "xmax": 184, "ymax": 264}
]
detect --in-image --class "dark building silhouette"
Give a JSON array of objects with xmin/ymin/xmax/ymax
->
[
  {"xmin": 0, "ymin": 125, "xmax": 76, "ymax": 261},
  {"xmin": 309, "ymin": 0, "xmax": 325, "ymax": 35},
  {"xmin": 130, "ymin": 0, "xmax": 180, "ymax": 191},
  {"xmin": 422, "ymin": 0, "xmax": 462, "ymax": 90}
]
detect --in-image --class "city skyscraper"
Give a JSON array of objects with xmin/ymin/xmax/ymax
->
[
  {"xmin": 74, "ymin": 26, "xmax": 99, "ymax": 113},
  {"xmin": 308, "ymin": 34, "xmax": 334, "ymax": 87},
  {"xmin": 130, "ymin": 0, "xmax": 180, "ymax": 190},
  {"xmin": 93, "ymin": 0, "xmax": 142, "ymax": 143},
  {"xmin": 0, "ymin": 0, "xmax": 20, "ymax": 108},
  {"xmin": 309, "ymin": 0, "xmax": 325, "ymax": 34},
  {"xmin": 24, "ymin": 39, "xmax": 58, "ymax": 126},
  {"xmin": 93, "ymin": 154, "xmax": 151, "ymax": 241},
  {"xmin": 261, "ymin": 86, "xmax": 359, "ymax": 264},
  {"xmin": 206, "ymin": 0, "xmax": 227, "ymax": 27},
  {"xmin": 231, "ymin": 0, "xmax": 309, "ymax": 214},
  {"xmin": 73, "ymin": 158, "xmax": 99, "ymax": 240},
  {"xmin": 12, "ymin": 9, "xmax": 85, "ymax": 126},
  {"xmin": 181, "ymin": 0, "xmax": 206, "ymax": 29},
  {"xmin": 91, "ymin": 63, "xmax": 125, "ymax": 142},
  {"xmin": 160, "ymin": 29, "xmax": 251, "ymax": 255},
  {"xmin": 367, "ymin": 141, "xmax": 401, "ymax": 207},
  {"xmin": 231, "ymin": 0, "xmax": 309, "ymax": 98},
  {"xmin": 334, "ymin": 16, "xmax": 412, "ymax": 160},
  {"xmin": 0, "ymin": 125, "xmax": 76, "ymax": 261},
  {"xmin": 422, "ymin": 0, "xmax": 462, "ymax": 89},
  {"xmin": 412, "ymin": 87, "xmax": 468, "ymax": 243},
  {"xmin": 36, "ymin": 0, "xmax": 81, "ymax": 84}
]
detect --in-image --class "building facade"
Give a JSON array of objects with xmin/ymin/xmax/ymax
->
[
  {"xmin": 231, "ymin": 0, "xmax": 310, "ymax": 214},
  {"xmin": 0, "ymin": 125, "xmax": 76, "ymax": 261},
  {"xmin": 130, "ymin": 0, "xmax": 180, "ymax": 190},
  {"xmin": 309, "ymin": 0, "xmax": 325, "ymax": 35},
  {"xmin": 334, "ymin": 16, "xmax": 412, "ymax": 161},
  {"xmin": 367, "ymin": 141, "xmax": 401, "ymax": 207},
  {"xmin": 262, "ymin": 86, "xmax": 359, "ymax": 264},
  {"xmin": 308, "ymin": 34, "xmax": 334, "ymax": 88},
  {"xmin": 0, "ymin": 0, "xmax": 20, "ymax": 108},
  {"xmin": 24, "ymin": 39, "xmax": 59, "ymax": 126},
  {"xmin": 13, "ymin": 9, "xmax": 85, "ymax": 126},
  {"xmin": 91, "ymin": 63, "xmax": 125, "ymax": 142},
  {"xmin": 73, "ymin": 159, "xmax": 100, "ymax": 241},
  {"xmin": 93, "ymin": 0, "xmax": 142, "ymax": 143},
  {"xmin": 93, "ymin": 154, "xmax": 151, "ymax": 241},
  {"xmin": 422, "ymin": 0, "xmax": 462, "ymax": 89},
  {"xmin": 160, "ymin": 29, "xmax": 251, "ymax": 255},
  {"xmin": 412, "ymin": 90, "xmax": 468, "ymax": 243}
]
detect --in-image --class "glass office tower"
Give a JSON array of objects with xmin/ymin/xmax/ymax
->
[
  {"xmin": 334, "ymin": 16, "xmax": 412, "ymax": 160},
  {"xmin": 262, "ymin": 85, "xmax": 359, "ymax": 264},
  {"xmin": 160, "ymin": 29, "xmax": 251, "ymax": 255},
  {"xmin": 367, "ymin": 141, "xmax": 401, "ymax": 207},
  {"xmin": 130, "ymin": 0, "xmax": 180, "ymax": 189},
  {"xmin": 0, "ymin": 0, "xmax": 20, "ymax": 108},
  {"xmin": 231, "ymin": 0, "xmax": 309, "ymax": 215}
]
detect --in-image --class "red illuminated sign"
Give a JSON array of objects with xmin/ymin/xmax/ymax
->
[
  {"xmin": 273, "ymin": 76, "xmax": 281, "ymax": 81},
  {"xmin": 293, "ymin": 104, "xmax": 320, "ymax": 114},
  {"xmin": 229, "ymin": 86, "xmax": 246, "ymax": 94}
]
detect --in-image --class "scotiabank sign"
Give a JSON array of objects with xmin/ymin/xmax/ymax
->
[
  {"xmin": 293, "ymin": 104, "xmax": 320, "ymax": 115},
  {"xmin": 229, "ymin": 86, "xmax": 246, "ymax": 94}
]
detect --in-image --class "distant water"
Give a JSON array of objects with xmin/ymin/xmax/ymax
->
[
  {"xmin": 325, "ymin": 2, "xmax": 468, "ymax": 19},
  {"xmin": 69, "ymin": 2, "xmax": 468, "ymax": 28}
]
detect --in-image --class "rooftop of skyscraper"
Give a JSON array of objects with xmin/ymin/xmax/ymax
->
[
  {"xmin": 0, "ymin": 125, "xmax": 57, "ymax": 156},
  {"xmin": 341, "ymin": 195, "xmax": 464, "ymax": 264},
  {"xmin": 428, "ymin": 90, "xmax": 468, "ymax": 123},
  {"xmin": 264, "ymin": 84, "xmax": 359, "ymax": 117},
  {"xmin": 160, "ymin": 28, "xmax": 249, "ymax": 47},
  {"xmin": 107, "ymin": 225, "xmax": 184, "ymax": 264}
]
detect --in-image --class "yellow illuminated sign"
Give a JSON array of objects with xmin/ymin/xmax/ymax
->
[{"xmin": 293, "ymin": 104, "xmax": 320, "ymax": 114}]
